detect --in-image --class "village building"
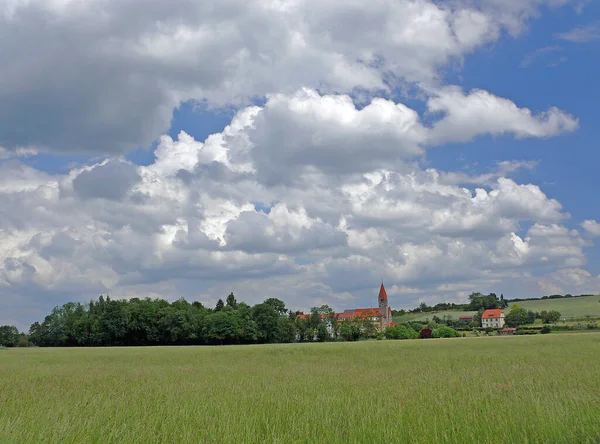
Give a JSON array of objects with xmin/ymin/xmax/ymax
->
[
  {"xmin": 481, "ymin": 309, "xmax": 505, "ymax": 329},
  {"xmin": 298, "ymin": 283, "xmax": 394, "ymax": 333},
  {"xmin": 458, "ymin": 315, "xmax": 473, "ymax": 324}
]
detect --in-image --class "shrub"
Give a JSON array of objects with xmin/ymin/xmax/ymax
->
[
  {"xmin": 433, "ymin": 326, "xmax": 460, "ymax": 338},
  {"xmin": 419, "ymin": 328, "xmax": 433, "ymax": 339},
  {"xmin": 515, "ymin": 330, "xmax": 538, "ymax": 335},
  {"xmin": 540, "ymin": 325, "xmax": 552, "ymax": 334},
  {"xmin": 385, "ymin": 325, "xmax": 418, "ymax": 340}
]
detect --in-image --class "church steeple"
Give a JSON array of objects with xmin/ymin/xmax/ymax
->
[
  {"xmin": 378, "ymin": 282, "xmax": 388, "ymax": 303},
  {"xmin": 378, "ymin": 282, "xmax": 390, "ymax": 328}
]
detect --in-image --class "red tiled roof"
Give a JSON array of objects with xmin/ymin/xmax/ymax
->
[
  {"xmin": 296, "ymin": 308, "xmax": 384, "ymax": 321},
  {"xmin": 482, "ymin": 309, "xmax": 504, "ymax": 319},
  {"xmin": 459, "ymin": 316, "xmax": 473, "ymax": 319},
  {"xmin": 378, "ymin": 283, "xmax": 388, "ymax": 302}
]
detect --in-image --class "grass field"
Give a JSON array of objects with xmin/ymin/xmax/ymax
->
[
  {"xmin": 393, "ymin": 295, "xmax": 600, "ymax": 323},
  {"xmin": 508, "ymin": 296, "xmax": 600, "ymax": 319},
  {"xmin": 2, "ymin": 335, "xmax": 600, "ymax": 443}
]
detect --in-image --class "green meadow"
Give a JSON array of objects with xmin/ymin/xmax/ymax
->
[
  {"xmin": 393, "ymin": 295, "xmax": 600, "ymax": 323},
  {"xmin": 508, "ymin": 295, "xmax": 600, "ymax": 319},
  {"xmin": 2, "ymin": 334, "xmax": 600, "ymax": 444}
]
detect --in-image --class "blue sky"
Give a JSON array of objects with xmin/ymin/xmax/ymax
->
[{"xmin": 1, "ymin": 0, "xmax": 600, "ymax": 330}]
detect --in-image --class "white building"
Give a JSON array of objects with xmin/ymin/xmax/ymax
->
[{"xmin": 481, "ymin": 309, "xmax": 505, "ymax": 329}]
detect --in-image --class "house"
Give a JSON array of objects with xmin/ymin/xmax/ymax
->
[
  {"xmin": 499, "ymin": 327, "xmax": 516, "ymax": 335},
  {"xmin": 458, "ymin": 315, "xmax": 473, "ymax": 324},
  {"xmin": 297, "ymin": 283, "xmax": 394, "ymax": 334},
  {"xmin": 481, "ymin": 309, "xmax": 505, "ymax": 329}
]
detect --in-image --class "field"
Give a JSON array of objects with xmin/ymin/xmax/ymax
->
[
  {"xmin": 2, "ymin": 335, "xmax": 600, "ymax": 443},
  {"xmin": 508, "ymin": 296, "xmax": 600, "ymax": 319},
  {"xmin": 393, "ymin": 295, "xmax": 600, "ymax": 323}
]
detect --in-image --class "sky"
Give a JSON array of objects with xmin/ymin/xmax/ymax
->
[{"xmin": 1, "ymin": 0, "xmax": 599, "ymax": 331}]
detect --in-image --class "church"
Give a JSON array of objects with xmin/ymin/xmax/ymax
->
[
  {"xmin": 334, "ymin": 283, "xmax": 394, "ymax": 332},
  {"xmin": 299, "ymin": 283, "xmax": 394, "ymax": 332}
]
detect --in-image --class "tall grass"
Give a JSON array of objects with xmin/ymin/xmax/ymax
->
[{"xmin": 1, "ymin": 334, "xmax": 600, "ymax": 443}]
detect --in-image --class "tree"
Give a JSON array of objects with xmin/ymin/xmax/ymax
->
[
  {"xmin": 0, "ymin": 326, "xmax": 19, "ymax": 347},
  {"xmin": 316, "ymin": 324, "xmax": 329, "ymax": 342},
  {"xmin": 251, "ymin": 303, "xmax": 280, "ymax": 343},
  {"xmin": 385, "ymin": 325, "xmax": 418, "ymax": 340},
  {"xmin": 264, "ymin": 298, "xmax": 287, "ymax": 315},
  {"xmin": 471, "ymin": 309, "xmax": 484, "ymax": 328},
  {"xmin": 433, "ymin": 326, "xmax": 460, "ymax": 338},
  {"xmin": 275, "ymin": 317, "xmax": 297, "ymax": 343},
  {"xmin": 205, "ymin": 310, "xmax": 242, "ymax": 345},
  {"xmin": 505, "ymin": 304, "xmax": 529, "ymax": 328},
  {"xmin": 340, "ymin": 321, "xmax": 362, "ymax": 341},
  {"xmin": 215, "ymin": 299, "xmax": 225, "ymax": 312},
  {"xmin": 226, "ymin": 292, "xmax": 237, "ymax": 309},
  {"xmin": 540, "ymin": 310, "xmax": 561, "ymax": 324}
]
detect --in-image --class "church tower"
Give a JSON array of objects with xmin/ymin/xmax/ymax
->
[{"xmin": 378, "ymin": 282, "xmax": 390, "ymax": 329}]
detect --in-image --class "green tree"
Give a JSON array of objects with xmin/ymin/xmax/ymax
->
[
  {"xmin": 385, "ymin": 325, "xmax": 418, "ymax": 340},
  {"xmin": 540, "ymin": 310, "xmax": 561, "ymax": 324},
  {"xmin": 215, "ymin": 299, "xmax": 225, "ymax": 312},
  {"xmin": 505, "ymin": 304, "xmax": 529, "ymax": 328},
  {"xmin": 252, "ymin": 303, "xmax": 280, "ymax": 343},
  {"xmin": 0, "ymin": 326, "xmax": 19, "ymax": 347},
  {"xmin": 340, "ymin": 321, "xmax": 362, "ymax": 341},
  {"xmin": 264, "ymin": 298, "xmax": 287, "ymax": 315},
  {"xmin": 226, "ymin": 292, "xmax": 238, "ymax": 309},
  {"xmin": 205, "ymin": 310, "xmax": 242, "ymax": 345},
  {"xmin": 433, "ymin": 326, "xmax": 460, "ymax": 338}
]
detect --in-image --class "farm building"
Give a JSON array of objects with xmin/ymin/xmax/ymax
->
[
  {"xmin": 481, "ymin": 309, "xmax": 505, "ymax": 329},
  {"xmin": 499, "ymin": 327, "xmax": 517, "ymax": 335},
  {"xmin": 458, "ymin": 315, "xmax": 473, "ymax": 323}
]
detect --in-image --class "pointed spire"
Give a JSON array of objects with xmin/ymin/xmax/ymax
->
[{"xmin": 378, "ymin": 282, "xmax": 388, "ymax": 301}]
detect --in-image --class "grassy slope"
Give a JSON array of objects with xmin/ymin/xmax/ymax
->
[
  {"xmin": 1, "ymin": 335, "xmax": 600, "ymax": 443},
  {"xmin": 508, "ymin": 296, "xmax": 600, "ymax": 318},
  {"xmin": 393, "ymin": 295, "xmax": 600, "ymax": 323}
]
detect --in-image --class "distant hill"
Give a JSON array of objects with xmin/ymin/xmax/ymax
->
[{"xmin": 393, "ymin": 295, "xmax": 600, "ymax": 323}]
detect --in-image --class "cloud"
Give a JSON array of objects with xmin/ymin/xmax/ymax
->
[
  {"xmin": 0, "ymin": 88, "xmax": 590, "ymax": 329},
  {"xmin": 72, "ymin": 160, "xmax": 141, "ymax": 201},
  {"xmin": 0, "ymin": 0, "xmax": 581, "ymax": 155},
  {"xmin": 520, "ymin": 46, "xmax": 566, "ymax": 68},
  {"xmin": 556, "ymin": 21, "xmax": 600, "ymax": 42},
  {"xmin": 581, "ymin": 220, "xmax": 600, "ymax": 237},
  {"xmin": 426, "ymin": 87, "xmax": 579, "ymax": 144}
]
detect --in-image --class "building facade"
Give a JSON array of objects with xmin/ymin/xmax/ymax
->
[
  {"xmin": 298, "ymin": 283, "xmax": 394, "ymax": 333},
  {"xmin": 481, "ymin": 309, "xmax": 505, "ymax": 329}
]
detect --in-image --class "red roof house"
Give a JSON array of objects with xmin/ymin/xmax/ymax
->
[{"xmin": 481, "ymin": 309, "xmax": 505, "ymax": 328}]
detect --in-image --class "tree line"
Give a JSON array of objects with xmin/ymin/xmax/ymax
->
[{"xmin": 9, "ymin": 294, "xmax": 396, "ymax": 347}]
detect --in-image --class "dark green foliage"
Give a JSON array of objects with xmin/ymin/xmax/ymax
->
[
  {"xmin": 540, "ymin": 325, "xmax": 552, "ymax": 334},
  {"xmin": 505, "ymin": 304, "xmax": 530, "ymax": 328},
  {"xmin": 385, "ymin": 325, "xmax": 418, "ymax": 340},
  {"xmin": 226, "ymin": 293, "xmax": 237, "ymax": 309},
  {"xmin": 467, "ymin": 293, "xmax": 504, "ymax": 311},
  {"xmin": 433, "ymin": 326, "xmax": 460, "ymax": 338},
  {"xmin": 28, "ymin": 295, "xmax": 302, "ymax": 347},
  {"xmin": 0, "ymin": 325, "xmax": 20, "ymax": 347},
  {"xmin": 340, "ymin": 321, "xmax": 362, "ymax": 342},
  {"xmin": 540, "ymin": 310, "xmax": 561, "ymax": 324}
]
